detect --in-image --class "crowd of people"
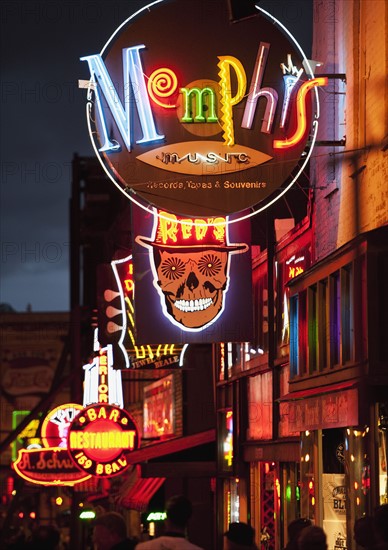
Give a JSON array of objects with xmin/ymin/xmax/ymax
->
[
  {"xmin": 3, "ymin": 499, "xmax": 388, "ymax": 550},
  {"xmin": 91, "ymin": 500, "xmax": 388, "ymax": 550}
]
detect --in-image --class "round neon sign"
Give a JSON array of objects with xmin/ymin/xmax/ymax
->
[
  {"xmin": 67, "ymin": 404, "xmax": 139, "ymax": 477},
  {"xmin": 81, "ymin": 0, "xmax": 326, "ymax": 219},
  {"xmin": 41, "ymin": 403, "xmax": 84, "ymax": 449}
]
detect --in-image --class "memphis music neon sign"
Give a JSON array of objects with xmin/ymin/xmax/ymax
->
[
  {"xmin": 81, "ymin": 0, "xmax": 327, "ymax": 218},
  {"xmin": 82, "ymin": 47, "xmax": 325, "ymax": 154}
]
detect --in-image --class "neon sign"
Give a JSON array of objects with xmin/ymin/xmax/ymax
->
[
  {"xmin": 12, "ymin": 405, "xmax": 92, "ymax": 486},
  {"xmin": 67, "ymin": 404, "xmax": 139, "ymax": 477},
  {"xmin": 223, "ymin": 411, "xmax": 233, "ymax": 467},
  {"xmin": 83, "ymin": 344, "xmax": 124, "ymax": 407},
  {"xmin": 41, "ymin": 403, "xmax": 83, "ymax": 448},
  {"xmin": 285, "ymin": 254, "xmax": 307, "ymax": 282},
  {"xmin": 12, "ymin": 411, "xmax": 41, "ymax": 460},
  {"xmin": 147, "ymin": 512, "xmax": 167, "ymax": 521},
  {"xmin": 136, "ymin": 209, "xmax": 249, "ymax": 331},
  {"xmin": 12, "ymin": 447, "xmax": 92, "ymax": 486},
  {"xmin": 106, "ymin": 254, "xmax": 188, "ymax": 365},
  {"xmin": 81, "ymin": 0, "xmax": 327, "ymax": 218}
]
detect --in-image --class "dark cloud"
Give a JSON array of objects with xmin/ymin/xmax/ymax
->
[{"xmin": 1, "ymin": 0, "xmax": 148, "ymax": 311}]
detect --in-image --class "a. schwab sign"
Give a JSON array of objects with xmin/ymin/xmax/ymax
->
[{"xmin": 81, "ymin": 0, "xmax": 327, "ymax": 218}]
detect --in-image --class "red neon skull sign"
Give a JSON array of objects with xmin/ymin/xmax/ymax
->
[{"xmin": 136, "ymin": 211, "xmax": 248, "ymax": 330}]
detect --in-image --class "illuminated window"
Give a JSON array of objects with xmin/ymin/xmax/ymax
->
[
  {"xmin": 299, "ymin": 291, "xmax": 307, "ymax": 376},
  {"xmin": 291, "ymin": 263, "xmax": 355, "ymax": 378},
  {"xmin": 220, "ymin": 410, "xmax": 234, "ymax": 472},
  {"xmin": 330, "ymin": 271, "xmax": 340, "ymax": 367},
  {"xmin": 318, "ymin": 279, "xmax": 328, "ymax": 370},
  {"xmin": 308, "ymin": 284, "xmax": 318, "ymax": 373},
  {"xmin": 290, "ymin": 296, "xmax": 299, "ymax": 378},
  {"xmin": 290, "ymin": 291, "xmax": 307, "ymax": 377},
  {"xmin": 341, "ymin": 265, "xmax": 354, "ymax": 364},
  {"xmin": 143, "ymin": 375, "xmax": 175, "ymax": 439}
]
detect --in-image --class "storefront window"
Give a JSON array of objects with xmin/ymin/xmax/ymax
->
[
  {"xmin": 248, "ymin": 373, "xmax": 273, "ymax": 440},
  {"xmin": 280, "ymin": 463, "xmax": 301, "ymax": 550},
  {"xmin": 218, "ymin": 343, "xmax": 241, "ymax": 380},
  {"xmin": 322, "ymin": 428, "xmax": 347, "ymax": 550},
  {"xmin": 224, "ymin": 478, "xmax": 241, "ymax": 528}
]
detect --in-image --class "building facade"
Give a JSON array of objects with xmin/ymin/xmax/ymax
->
[
  {"xmin": 0, "ymin": 311, "xmax": 71, "ymax": 545},
  {"xmin": 215, "ymin": 1, "xmax": 388, "ymax": 549}
]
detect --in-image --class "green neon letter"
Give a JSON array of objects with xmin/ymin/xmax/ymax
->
[{"xmin": 180, "ymin": 87, "xmax": 218, "ymax": 123}]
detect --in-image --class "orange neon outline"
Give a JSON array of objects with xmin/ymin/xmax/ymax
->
[
  {"xmin": 218, "ymin": 56, "xmax": 247, "ymax": 146},
  {"xmin": 273, "ymin": 77, "xmax": 328, "ymax": 149},
  {"xmin": 147, "ymin": 67, "xmax": 178, "ymax": 109},
  {"xmin": 12, "ymin": 447, "xmax": 92, "ymax": 486},
  {"xmin": 41, "ymin": 403, "xmax": 84, "ymax": 449}
]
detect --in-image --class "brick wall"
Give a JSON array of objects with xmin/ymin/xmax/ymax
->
[{"xmin": 312, "ymin": 0, "xmax": 388, "ymax": 262}]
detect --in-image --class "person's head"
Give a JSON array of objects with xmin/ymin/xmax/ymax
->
[
  {"xmin": 354, "ymin": 516, "xmax": 376, "ymax": 547},
  {"xmin": 286, "ymin": 518, "xmax": 312, "ymax": 547},
  {"xmin": 30, "ymin": 525, "xmax": 60, "ymax": 550},
  {"xmin": 92, "ymin": 512, "xmax": 127, "ymax": 550},
  {"xmin": 165, "ymin": 494, "xmax": 193, "ymax": 532},
  {"xmin": 223, "ymin": 522, "xmax": 257, "ymax": 550},
  {"xmin": 374, "ymin": 504, "xmax": 388, "ymax": 544},
  {"xmin": 298, "ymin": 525, "xmax": 327, "ymax": 550}
]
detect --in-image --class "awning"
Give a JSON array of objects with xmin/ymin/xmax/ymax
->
[
  {"xmin": 278, "ymin": 380, "xmax": 357, "ymax": 402},
  {"xmin": 120, "ymin": 476, "xmax": 165, "ymax": 512},
  {"xmin": 127, "ymin": 429, "xmax": 216, "ymax": 464}
]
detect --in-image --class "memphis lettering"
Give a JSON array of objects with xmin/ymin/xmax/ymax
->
[{"xmin": 81, "ymin": 43, "xmax": 327, "ymax": 153}]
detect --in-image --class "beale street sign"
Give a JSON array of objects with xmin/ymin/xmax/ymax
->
[{"xmin": 81, "ymin": 0, "xmax": 327, "ymax": 218}]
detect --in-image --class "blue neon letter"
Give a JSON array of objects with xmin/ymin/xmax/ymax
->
[{"xmin": 81, "ymin": 45, "xmax": 164, "ymax": 152}]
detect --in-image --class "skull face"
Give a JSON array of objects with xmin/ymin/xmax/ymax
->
[{"xmin": 154, "ymin": 249, "xmax": 229, "ymax": 328}]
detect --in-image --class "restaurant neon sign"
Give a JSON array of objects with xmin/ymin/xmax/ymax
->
[{"xmin": 67, "ymin": 404, "xmax": 139, "ymax": 477}]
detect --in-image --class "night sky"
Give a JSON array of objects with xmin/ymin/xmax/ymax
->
[{"xmin": 0, "ymin": 0, "xmax": 312, "ymax": 312}]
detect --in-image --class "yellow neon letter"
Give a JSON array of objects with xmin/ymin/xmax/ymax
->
[
  {"xmin": 217, "ymin": 56, "xmax": 247, "ymax": 146},
  {"xmin": 181, "ymin": 219, "xmax": 193, "ymax": 240},
  {"xmin": 158, "ymin": 212, "xmax": 178, "ymax": 244},
  {"xmin": 98, "ymin": 406, "xmax": 107, "ymax": 419},
  {"xmin": 86, "ymin": 408, "xmax": 97, "ymax": 421},
  {"xmin": 109, "ymin": 409, "xmax": 119, "ymax": 422},
  {"xmin": 194, "ymin": 219, "xmax": 207, "ymax": 241},
  {"xmin": 212, "ymin": 218, "xmax": 226, "ymax": 242}
]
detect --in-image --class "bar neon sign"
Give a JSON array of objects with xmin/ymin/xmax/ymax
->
[{"xmin": 67, "ymin": 404, "xmax": 139, "ymax": 477}]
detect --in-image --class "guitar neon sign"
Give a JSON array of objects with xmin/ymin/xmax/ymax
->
[{"xmin": 81, "ymin": 0, "xmax": 327, "ymax": 217}]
